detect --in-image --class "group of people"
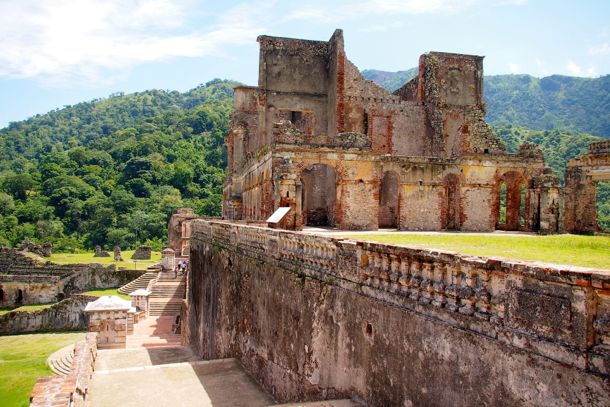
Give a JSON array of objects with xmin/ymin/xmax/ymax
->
[{"xmin": 176, "ymin": 260, "xmax": 189, "ymax": 273}]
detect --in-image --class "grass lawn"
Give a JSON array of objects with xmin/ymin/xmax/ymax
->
[
  {"xmin": 48, "ymin": 250, "xmax": 161, "ymax": 270},
  {"xmin": 80, "ymin": 288, "xmax": 130, "ymax": 300},
  {"xmin": 338, "ymin": 233, "xmax": 610, "ymax": 270},
  {"xmin": 0, "ymin": 332, "xmax": 86, "ymax": 407},
  {"xmin": 0, "ymin": 304, "xmax": 57, "ymax": 315}
]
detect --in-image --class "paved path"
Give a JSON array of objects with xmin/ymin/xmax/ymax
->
[
  {"xmin": 89, "ymin": 314, "xmax": 360, "ymax": 406},
  {"xmin": 89, "ymin": 316, "xmax": 274, "ymax": 406}
]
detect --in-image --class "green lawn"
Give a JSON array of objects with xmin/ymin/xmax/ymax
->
[
  {"xmin": 80, "ymin": 288, "xmax": 130, "ymax": 300},
  {"xmin": 338, "ymin": 233, "xmax": 610, "ymax": 270},
  {"xmin": 0, "ymin": 332, "xmax": 86, "ymax": 407},
  {"xmin": 0, "ymin": 304, "xmax": 57, "ymax": 315},
  {"xmin": 48, "ymin": 250, "xmax": 161, "ymax": 270}
]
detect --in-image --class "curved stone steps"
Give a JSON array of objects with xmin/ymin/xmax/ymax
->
[
  {"xmin": 47, "ymin": 344, "xmax": 75, "ymax": 376},
  {"xmin": 117, "ymin": 272, "xmax": 157, "ymax": 295}
]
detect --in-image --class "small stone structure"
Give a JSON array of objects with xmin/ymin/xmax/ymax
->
[
  {"xmin": 85, "ymin": 296, "xmax": 133, "ymax": 349},
  {"xmin": 564, "ymin": 140, "xmax": 610, "ymax": 233},
  {"xmin": 113, "ymin": 246, "xmax": 123, "ymax": 261},
  {"xmin": 223, "ymin": 29, "xmax": 561, "ymax": 233},
  {"xmin": 129, "ymin": 288, "xmax": 150, "ymax": 317},
  {"xmin": 161, "ymin": 247, "xmax": 176, "ymax": 271},
  {"xmin": 94, "ymin": 245, "xmax": 110, "ymax": 257},
  {"xmin": 30, "ymin": 333, "xmax": 97, "ymax": 407},
  {"xmin": 168, "ymin": 208, "xmax": 199, "ymax": 258},
  {"xmin": 18, "ymin": 241, "xmax": 52, "ymax": 257},
  {"xmin": 188, "ymin": 220, "xmax": 610, "ymax": 406},
  {"xmin": 131, "ymin": 245, "xmax": 152, "ymax": 260}
]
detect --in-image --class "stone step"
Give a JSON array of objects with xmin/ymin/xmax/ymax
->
[
  {"xmin": 118, "ymin": 272, "xmax": 157, "ymax": 295},
  {"xmin": 47, "ymin": 344, "xmax": 76, "ymax": 377}
]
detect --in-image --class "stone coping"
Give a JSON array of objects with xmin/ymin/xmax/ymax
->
[{"xmin": 85, "ymin": 296, "xmax": 132, "ymax": 312}]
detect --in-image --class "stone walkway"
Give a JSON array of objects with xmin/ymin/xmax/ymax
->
[
  {"xmin": 88, "ymin": 316, "xmax": 274, "ymax": 406},
  {"xmin": 88, "ymin": 316, "xmax": 360, "ymax": 407}
]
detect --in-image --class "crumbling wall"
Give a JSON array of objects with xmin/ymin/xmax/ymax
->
[
  {"xmin": 564, "ymin": 140, "xmax": 610, "ymax": 234},
  {"xmin": 0, "ymin": 294, "xmax": 97, "ymax": 334},
  {"xmin": 223, "ymin": 30, "xmax": 557, "ymax": 233},
  {"xmin": 189, "ymin": 220, "xmax": 609, "ymax": 406}
]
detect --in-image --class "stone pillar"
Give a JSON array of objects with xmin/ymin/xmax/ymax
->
[
  {"xmin": 161, "ymin": 248, "xmax": 176, "ymax": 271},
  {"xmin": 84, "ymin": 296, "xmax": 132, "ymax": 349},
  {"xmin": 129, "ymin": 289, "xmax": 151, "ymax": 317}
]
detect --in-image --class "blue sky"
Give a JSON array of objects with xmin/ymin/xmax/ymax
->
[{"xmin": 0, "ymin": 0, "xmax": 608, "ymax": 128}]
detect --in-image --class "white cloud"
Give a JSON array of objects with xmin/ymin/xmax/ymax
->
[
  {"xmin": 508, "ymin": 62, "xmax": 520, "ymax": 73},
  {"xmin": 497, "ymin": 0, "xmax": 528, "ymax": 5},
  {"xmin": 283, "ymin": 0, "xmax": 478, "ymax": 23},
  {"xmin": 360, "ymin": 21, "xmax": 405, "ymax": 33},
  {"xmin": 589, "ymin": 43, "xmax": 610, "ymax": 56},
  {"xmin": 0, "ymin": 0, "xmax": 264, "ymax": 85},
  {"xmin": 566, "ymin": 60, "xmax": 598, "ymax": 77}
]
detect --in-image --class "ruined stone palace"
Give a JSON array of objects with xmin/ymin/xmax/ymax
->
[{"xmin": 223, "ymin": 29, "xmax": 562, "ymax": 232}]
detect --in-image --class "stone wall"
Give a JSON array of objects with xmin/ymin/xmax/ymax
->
[
  {"xmin": 0, "ymin": 295, "xmax": 97, "ymax": 334},
  {"xmin": 564, "ymin": 141, "xmax": 610, "ymax": 233},
  {"xmin": 188, "ymin": 220, "xmax": 609, "ymax": 406},
  {"xmin": 30, "ymin": 333, "xmax": 97, "ymax": 407}
]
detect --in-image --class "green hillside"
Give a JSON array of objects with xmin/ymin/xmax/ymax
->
[{"xmin": 0, "ymin": 80, "xmax": 236, "ymax": 251}]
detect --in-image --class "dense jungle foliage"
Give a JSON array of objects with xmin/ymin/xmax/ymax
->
[
  {"xmin": 0, "ymin": 79, "xmax": 236, "ymax": 251},
  {"xmin": 0, "ymin": 75, "xmax": 608, "ymax": 251}
]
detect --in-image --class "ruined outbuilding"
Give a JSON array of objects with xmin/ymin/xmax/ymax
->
[
  {"xmin": 223, "ymin": 29, "xmax": 560, "ymax": 232},
  {"xmin": 167, "ymin": 208, "xmax": 199, "ymax": 258},
  {"xmin": 565, "ymin": 140, "xmax": 610, "ymax": 233}
]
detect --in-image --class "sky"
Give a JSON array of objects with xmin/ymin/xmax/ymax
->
[{"xmin": 0, "ymin": 0, "xmax": 608, "ymax": 128}]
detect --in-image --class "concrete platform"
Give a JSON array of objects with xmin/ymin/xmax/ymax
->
[{"xmin": 89, "ymin": 357, "xmax": 274, "ymax": 407}]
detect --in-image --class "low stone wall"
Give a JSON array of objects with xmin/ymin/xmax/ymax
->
[
  {"xmin": 0, "ymin": 295, "xmax": 97, "ymax": 334},
  {"xmin": 189, "ymin": 220, "xmax": 610, "ymax": 406},
  {"xmin": 30, "ymin": 332, "xmax": 97, "ymax": 407}
]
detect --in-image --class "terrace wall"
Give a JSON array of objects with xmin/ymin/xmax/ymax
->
[{"xmin": 188, "ymin": 220, "xmax": 609, "ymax": 406}]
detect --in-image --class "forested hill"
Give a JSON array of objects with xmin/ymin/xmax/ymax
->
[
  {"xmin": 362, "ymin": 69, "xmax": 610, "ymax": 137},
  {"xmin": 0, "ymin": 79, "xmax": 236, "ymax": 251}
]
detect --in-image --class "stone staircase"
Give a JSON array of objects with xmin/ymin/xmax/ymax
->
[
  {"xmin": 47, "ymin": 344, "xmax": 75, "ymax": 376},
  {"xmin": 148, "ymin": 277, "xmax": 186, "ymax": 317},
  {"xmin": 117, "ymin": 272, "xmax": 157, "ymax": 295}
]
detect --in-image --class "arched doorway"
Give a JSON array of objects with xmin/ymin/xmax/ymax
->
[
  {"xmin": 496, "ymin": 171, "xmax": 527, "ymax": 231},
  {"xmin": 379, "ymin": 171, "xmax": 399, "ymax": 228},
  {"xmin": 300, "ymin": 164, "xmax": 337, "ymax": 227},
  {"xmin": 0, "ymin": 287, "xmax": 4, "ymax": 304},
  {"xmin": 16, "ymin": 289, "xmax": 23, "ymax": 305},
  {"xmin": 443, "ymin": 173, "xmax": 461, "ymax": 230}
]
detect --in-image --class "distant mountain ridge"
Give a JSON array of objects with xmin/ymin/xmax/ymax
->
[{"xmin": 361, "ymin": 69, "xmax": 610, "ymax": 137}]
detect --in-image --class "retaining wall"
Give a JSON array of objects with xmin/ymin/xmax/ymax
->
[{"xmin": 188, "ymin": 220, "xmax": 610, "ymax": 406}]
